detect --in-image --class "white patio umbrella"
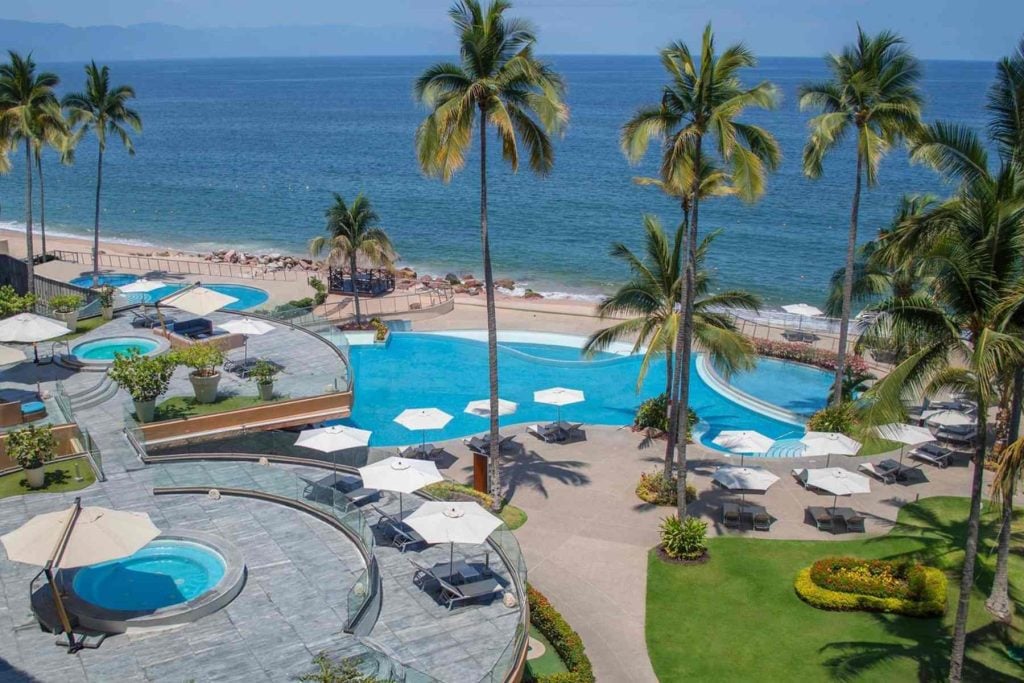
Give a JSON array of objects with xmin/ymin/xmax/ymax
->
[
  {"xmin": 713, "ymin": 465, "xmax": 780, "ymax": 505},
  {"xmin": 217, "ymin": 317, "xmax": 275, "ymax": 364},
  {"xmin": 358, "ymin": 456, "xmax": 443, "ymax": 517},
  {"xmin": 393, "ymin": 408, "xmax": 453, "ymax": 453},
  {"xmin": 800, "ymin": 431, "xmax": 862, "ymax": 466},
  {"xmin": 800, "ymin": 467, "xmax": 871, "ymax": 514},
  {"xmin": 0, "ymin": 313, "xmax": 71, "ymax": 363},
  {"xmin": 118, "ymin": 278, "xmax": 166, "ymax": 293},
  {"xmin": 404, "ymin": 501, "xmax": 502, "ymax": 578},
  {"xmin": 923, "ymin": 409, "xmax": 973, "ymax": 428},
  {"xmin": 464, "ymin": 398, "xmax": 518, "ymax": 418},
  {"xmin": 0, "ymin": 344, "xmax": 25, "ymax": 365},
  {"xmin": 782, "ymin": 303, "xmax": 824, "ymax": 331},
  {"xmin": 712, "ymin": 430, "xmax": 775, "ymax": 466},
  {"xmin": 874, "ymin": 423, "xmax": 936, "ymax": 465},
  {"xmin": 158, "ymin": 285, "xmax": 238, "ymax": 316},
  {"xmin": 533, "ymin": 387, "xmax": 585, "ymax": 424},
  {"xmin": 295, "ymin": 424, "xmax": 372, "ymax": 483}
]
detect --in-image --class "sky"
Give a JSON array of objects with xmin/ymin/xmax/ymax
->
[{"xmin": 5, "ymin": 0, "xmax": 1023, "ymax": 60}]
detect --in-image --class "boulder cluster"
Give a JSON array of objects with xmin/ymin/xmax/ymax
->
[
  {"xmin": 394, "ymin": 267, "xmax": 524, "ymax": 297},
  {"xmin": 202, "ymin": 249, "xmax": 318, "ymax": 272}
]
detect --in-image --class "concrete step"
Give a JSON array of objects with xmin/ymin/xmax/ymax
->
[{"xmin": 69, "ymin": 374, "xmax": 119, "ymax": 411}]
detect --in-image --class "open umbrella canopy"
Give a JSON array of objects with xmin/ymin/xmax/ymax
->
[
  {"xmin": 923, "ymin": 409, "xmax": 973, "ymax": 427},
  {"xmin": 712, "ymin": 466, "xmax": 780, "ymax": 492},
  {"xmin": 1, "ymin": 504, "xmax": 159, "ymax": 569},
  {"xmin": 394, "ymin": 408, "xmax": 453, "ymax": 432},
  {"xmin": 158, "ymin": 285, "xmax": 238, "ymax": 316},
  {"xmin": 874, "ymin": 423, "xmax": 935, "ymax": 446},
  {"xmin": 798, "ymin": 467, "xmax": 871, "ymax": 496},
  {"xmin": 533, "ymin": 387, "xmax": 585, "ymax": 407},
  {"xmin": 404, "ymin": 501, "xmax": 502, "ymax": 545},
  {"xmin": 465, "ymin": 398, "xmax": 518, "ymax": 418},
  {"xmin": 782, "ymin": 303, "xmax": 824, "ymax": 317},
  {"xmin": 358, "ymin": 456, "xmax": 442, "ymax": 494},
  {"xmin": 0, "ymin": 344, "xmax": 25, "ymax": 365},
  {"xmin": 295, "ymin": 424, "xmax": 372, "ymax": 452},
  {"xmin": 216, "ymin": 317, "xmax": 275, "ymax": 336},
  {"xmin": 800, "ymin": 431, "xmax": 862, "ymax": 456},
  {"xmin": 0, "ymin": 313, "xmax": 70, "ymax": 343},
  {"xmin": 712, "ymin": 430, "xmax": 775, "ymax": 453},
  {"xmin": 118, "ymin": 278, "xmax": 166, "ymax": 293}
]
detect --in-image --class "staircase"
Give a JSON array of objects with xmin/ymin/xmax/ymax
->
[{"xmin": 63, "ymin": 373, "xmax": 119, "ymax": 411}]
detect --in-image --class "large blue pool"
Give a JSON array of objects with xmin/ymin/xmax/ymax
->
[
  {"xmin": 73, "ymin": 540, "xmax": 225, "ymax": 612},
  {"xmin": 69, "ymin": 274, "xmax": 268, "ymax": 311},
  {"xmin": 722, "ymin": 357, "xmax": 832, "ymax": 417},
  {"xmin": 336, "ymin": 333, "xmax": 822, "ymax": 450}
]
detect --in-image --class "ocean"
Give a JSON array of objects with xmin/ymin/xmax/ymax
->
[{"xmin": 0, "ymin": 55, "xmax": 994, "ymax": 305}]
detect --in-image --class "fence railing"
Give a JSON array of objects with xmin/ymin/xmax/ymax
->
[
  {"xmin": 316, "ymin": 285, "xmax": 456, "ymax": 322},
  {"xmin": 48, "ymin": 249, "xmax": 304, "ymax": 282},
  {"xmin": 52, "ymin": 381, "xmax": 106, "ymax": 481},
  {"xmin": 243, "ymin": 305, "xmax": 351, "ymax": 392}
]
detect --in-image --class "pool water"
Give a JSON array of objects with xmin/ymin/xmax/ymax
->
[
  {"xmin": 72, "ymin": 336, "xmax": 161, "ymax": 361},
  {"xmin": 726, "ymin": 357, "xmax": 833, "ymax": 416},
  {"xmin": 68, "ymin": 273, "xmax": 269, "ymax": 311},
  {"xmin": 73, "ymin": 540, "xmax": 226, "ymax": 612},
  {"xmin": 336, "ymin": 333, "xmax": 817, "ymax": 449},
  {"xmin": 69, "ymin": 273, "xmax": 138, "ymax": 288}
]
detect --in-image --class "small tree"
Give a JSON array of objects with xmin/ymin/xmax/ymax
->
[
  {"xmin": 109, "ymin": 349, "xmax": 177, "ymax": 402},
  {"xmin": 97, "ymin": 286, "xmax": 116, "ymax": 308},
  {"xmin": 48, "ymin": 294, "xmax": 82, "ymax": 314},
  {"xmin": 0, "ymin": 285, "xmax": 35, "ymax": 317},
  {"xmin": 174, "ymin": 342, "xmax": 224, "ymax": 378},
  {"xmin": 249, "ymin": 360, "xmax": 277, "ymax": 386},
  {"xmin": 7, "ymin": 423, "xmax": 57, "ymax": 470}
]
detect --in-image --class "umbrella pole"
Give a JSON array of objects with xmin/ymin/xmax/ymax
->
[
  {"xmin": 399, "ymin": 492, "xmax": 403, "ymax": 519},
  {"xmin": 44, "ymin": 567, "xmax": 78, "ymax": 652},
  {"xmin": 332, "ymin": 450, "xmax": 337, "ymax": 487},
  {"xmin": 898, "ymin": 444, "xmax": 905, "ymax": 467},
  {"xmin": 450, "ymin": 542, "xmax": 455, "ymax": 579}
]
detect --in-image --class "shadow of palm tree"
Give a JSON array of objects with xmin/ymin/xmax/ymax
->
[{"xmin": 499, "ymin": 449, "xmax": 590, "ymax": 500}]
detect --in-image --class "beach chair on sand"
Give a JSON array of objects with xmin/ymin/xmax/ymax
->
[
  {"xmin": 858, "ymin": 460, "xmax": 900, "ymax": 484},
  {"xmin": 807, "ymin": 506, "xmax": 834, "ymax": 532},
  {"xmin": 909, "ymin": 442, "xmax": 954, "ymax": 468}
]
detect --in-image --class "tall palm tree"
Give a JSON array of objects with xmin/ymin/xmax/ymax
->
[
  {"xmin": 310, "ymin": 193, "xmax": 394, "ymax": 325},
  {"xmin": 32, "ymin": 103, "xmax": 78, "ymax": 259},
  {"xmin": 414, "ymin": 0, "xmax": 568, "ymax": 506},
  {"xmin": 621, "ymin": 24, "xmax": 780, "ymax": 517},
  {"xmin": 62, "ymin": 61, "xmax": 141, "ymax": 287},
  {"xmin": 800, "ymin": 27, "xmax": 923, "ymax": 406},
  {"xmin": 0, "ymin": 51, "xmax": 61, "ymax": 292},
  {"xmin": 585, "ymin": 218, "xmax": 759, "ymax": 478}
]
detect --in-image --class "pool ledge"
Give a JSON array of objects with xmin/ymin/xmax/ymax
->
[
  {"xmin": 50, "ymin": 529, "xmax": 246, "ymax": 634},
  {"xmin": 697, "ymin": 355, "xmax": 808, "ymax": 427}
]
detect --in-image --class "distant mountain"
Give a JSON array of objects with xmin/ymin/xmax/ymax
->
[{"xmin": 0, "ymin": 19, "xmax": 453, "ymax": 62}]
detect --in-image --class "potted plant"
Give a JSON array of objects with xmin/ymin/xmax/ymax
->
[
  {"xmin": 176, "ymin": 342, "xmax": 225, "ymax": 404},
  {"xmin": 97, "ymin": 286, "xmax": 116, "ymax": 320},
  {"xmin": 249, "ymin": 359, "xmax": 277, "ymax": 401},
  {"xmin": 7, "ymin": 424, "xmax": 57, "ymax": 489},
  {"xmin": 49, "ymin": 294, "xmax": 83, "ymax": 332},
  {"xmin": 109, "ymin": 349, "xmax": 177, "ymax": 422}
]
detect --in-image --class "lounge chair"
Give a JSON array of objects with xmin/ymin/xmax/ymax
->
[
  {"xmin": 858, "ymin": 460, "xmax": 900, "ymax": 484},
  {"xmin": 792, "ymin": 468, "xmax": 808, "ymax": 487},
  {"xmin": 371, "ymin": 505, "xmax": 424, "ymax": 552},
  {"xmin": 807, "ymin": 506, "xmax": 834, "ymax": 532},
  {"xmin": 843, "ymin": 513, "xmax": 866, "ymax": 533},
  {"xmin": 409, "ymin": 558, "xmax": 443, "ymax": 591},
  {"xmin": 559, "ymin": 422, "xmax": 584, "ymax": 442},
  {"xmin": 722, "ymin": 503, "xmax": 741, "ymax": 529},
  {"xmin": 936, "ymin": 426, "xmax": 977, "ymax": 448},
  {"xmin": 130, "ymin": 309, "xmax": 175, "ymax": 329},
  {"xmin": 909, "ymin": 442, "xmax": 954, "ymax": 468},
  {"xmin": 752, "ymin": 510, "xmax": 772, "ymax": 531},
  {"xmin": 333, "ymin": 475, "xmax": 378, "ymax": 506},
  {"xmin": 782, "ymin": 330, "xmax": 818, "ymax": 343},
  {"xmin": 464, "ymin": 434, "xmax": 516, "ymax": 454},
  {"xmin": 436, "ymin": 575, "xmax": 502, "ymax": 610},
  {"xmin": 399, "ymin": 444, "xmax": 443, "ymax": 460},
  {"xmin": 527, "ymin": 423, "xmax": 564, "ymax": 443}
]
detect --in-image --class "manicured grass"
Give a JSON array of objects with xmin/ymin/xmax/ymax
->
[
  {"xmin": 147, "ymin": 394, "xmax": 268, "ymax": 421},
  {"xmin": 54, "ymin": 316, "xmax": 108, "ymax": 342},
  {"xmin": 524, "ymin": 625, "xmax": 569, "ymax": 679},
  {"xmin": 0, "ymin": 457, "xmax": 96, "ymax": 499},
  {"xmin": 422, "ymin": 480, "xmax": 529, "ymax": 530},
  {"xmin": 647, "ymin": 497, "xmax": 1024, "ymax": 682},
  {"xmin": 499, "ymin": 504, "xmax": 528, "ymax": 531}
]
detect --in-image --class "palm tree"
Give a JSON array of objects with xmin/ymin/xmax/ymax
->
[
  {"xmin": 62, "ymin": 61, "xmax": 141, "ymax": 287},
  {"xmin": 621, "ymin": 24, "xmax": 780, "ymax": 517},
  {"xmin": 800, "ymin": 28, "xmax": 922, "ymax": 406},
  {"xmin": 0, "ymin": 51, "xmax": 61, "ymax": 292},
  {"xmin": 32, "ymin": 103, "xmax": 78, "ymax": 259},
  {"xmin": 309, "ymin": 193, "xmax": 394, "ymax": 325},
  {"xmin": 414, "ymin": 0, "xmax": 568, "ymax": 506},
  {"xmin": 586, "ymin": 218, "xmax": 759, "ymax": 477}
]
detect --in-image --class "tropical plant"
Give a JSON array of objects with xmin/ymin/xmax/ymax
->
[
  {"xmin": 415, "ymin": 0, "xmax": 568, "ymax": 509},
  {"xmin": 309, "ymin": 193, "xmax": 393, "ymax": 325},
  {"xmin": 6, "ymin": 423, "xmax": 56, "ymax": 470},
  {"xmin": 109, "ymin": 349, "xmax": 177, "ymax": 402},
  {"xmin": 585, "ymin": 217, "xmax": 760, "ymax": 483},
  {"xmin": 0, "ymin": 51, "xmax": 61, "ymax": 291},
  {"xmin": 174, "ymin": 341, "xmax": 224, "ymax": 378},
  {"xmin": 659, "ymin": 514, "xmax": 708, "ymax": 560},
  {"xmin": 0, "ymin": 284, "xmax": 34, "ymax": 317},
  {"xmin": 806, "ymin": 401, "xmax": 858, "ymax": 435},
  {"xmin": 298, "ymin": 652, "xmax": 383, "ymax": 683},
  {"xmin": 799, "ymin": 27, "xmax": 923, "ymax": 406},
  {"xmin": 621, "ymin": 24, "xmax": 780, "ymax": 518},
  {"xmin": 96, "ymin": 285, "xmax": 115, "ymax": 308},
  {"xmin": 307, "ymin": 275, "xmax": 327, "ymax": 306},
  {"xmin": 249, "ymin": 359, "xmax": 277, "ymax": 386},
  {"xmin": 48, "ymin": 294, "xmax": 82, "ymax": 314},
  {"xmin": 62, "ymin": 61, "xmax": 141, "ymax": 287}
]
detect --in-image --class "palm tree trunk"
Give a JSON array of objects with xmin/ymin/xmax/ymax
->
[
  {"xmin": 948, "ymin": 403, "xmax": 990, "ymax": 682},
  {"xmin": 665, "ymin": 205, "xmax": 691, "ymax": 480},
  {"xmin": 37, "ymin": 155, "xmax": 47, "ymax": 260},
  {"xmin": 92, "ymin": 146, "xmax": 104, "ymax": 287},
  {"xmin": 23, "ymin": 140, "xmax": 34, "ymax": 294},
  {"xmin": 832, "ymin": 148, "xmax": 863, "ymax": 405},
  {"xmin": 350, "ymin": 252, "xmax": 362, "ymax": 325},
  {"xmin": 674, "ymin": 140, "xmax": 702, "ymax": 519},
  {"xmin": 479, "ymin": 109, "xmax": 502, "ymax": 512},
  {"xmin": 986, "ymin": 368, "xmax": 1022, "ymax": 623},
  {"xmin": 662, "ymin": 346, "xmax": 674, "ymax": 474}
]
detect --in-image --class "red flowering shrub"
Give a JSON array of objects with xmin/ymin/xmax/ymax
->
[
  {"xmin": 810, "ymin": 556, "xmax": 918, "ymax": 599},
  {"xmin": 752, "ymin": 338, "xmax": 869, "ymax": 374}
]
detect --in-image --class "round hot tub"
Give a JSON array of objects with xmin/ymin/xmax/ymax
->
[{"xmin": 70, "ymin": 335, "xmax": 168, "ymax": 366}]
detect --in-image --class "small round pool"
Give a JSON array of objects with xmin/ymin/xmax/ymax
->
[
  {"xmin": 73, "ymin": 540, "xmax": 226, "ymax": 612},
  {"xmin": 69, "ymin": 273, "xmax": 138, "ymax": 289},
  {"xmin": 72, "ymin": 336, "xmax": 161, "ymax": 361}
]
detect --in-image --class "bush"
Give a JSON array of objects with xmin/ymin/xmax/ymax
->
[
  {"xmin": 806, "ymin": 401, "xmax": 858, "ymax": 434},
  {"xmin": 752, "ymin": 338, "xmax": 869, "ymax": 375},
  {"xmin": 174, "ymin": 341, "xmax": 224, "ymax": 377},
  {"xmin": 109, "ymin": 349, "xmax": 178, "ymax": 402},
  {"xmin": 7, "ymin": 424, "xmax": 57, "ymax": 470},
  {"xmin": 659, "ymin": 515, "xmax": 708, "ymax": 560},
  {"xmin": 0, "ymin": 285, "xmax": 35, "ymax": 317},
  {"xmin": 369, "ymin": 317, "xmax": 388, "ymax": 341},
  {"xmin": 634, "ymin": 392, "xmax": 697, "ymax": 438},
  {"xmin": 308, "ymin": 276, "xmax": 327, "ymax": 306},
  {"xmin": 48, "ymin": 294, "xmax": 83, "ymax": 314},
  {"xmin": 249, "ymin": 359, "xmax": 277, "ymax": 386},
  {"xmin": 810, "ymin": 556, "xmax": 919, "ymax": 600},
  {"xmin": 527, "ymin": 585, "xmax": 594, "ymax": 683},
  {"xmin": 423, "ymin": 480, "xmax": 497, "ymax": 508},
  {"xmin": 794, "ymin": 565, "xmax": 947, "ymax": 618},
  {"xmin": 299, "ymin": 651, "xmax": 384, "ymax": 682},
  {"xmin": 635, "ymin": 471, "xmax": 696, "ymax": 507}
]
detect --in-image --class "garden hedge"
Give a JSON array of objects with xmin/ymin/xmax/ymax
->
[
  {"xmin": 752, "ymin": 338, "xmax": 869, "ymax": 374},
  {"xmin": 794, "ymin": 564, "xmax": 947, "ymax": 617},
  {"xmin": 526, "ymin": 584, "xmax": 595, "ymax": 683}
]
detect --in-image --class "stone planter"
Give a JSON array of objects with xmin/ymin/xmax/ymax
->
[
  {"xmin": 57, "ymin": 310, "xmax": 78, "ymax": 332},
  {"xmin": 101, "ymin": 306, "xmax": 114, "ymax": 321},
  {"xmin": 134, "ymin": 399, "xmax": 156, "ymax": 423},
  {"xmin": 190, "ymin": 372, "xmax": 221, "ymax": 404},
  {"xmin": 24, "ymin": 465, "xmax": 45, "ymax": 489},
  {"xmin": 257, "ymin": 382, "xmax": 274, "ymax": 401}
]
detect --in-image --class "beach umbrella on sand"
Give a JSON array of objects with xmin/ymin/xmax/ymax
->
[
  {"xmin": 0, "ymin": 313, "xmax": 70, "ymax": 363},
  {"xmin": 394, "ymin": 408, "xmax": 453, "ymax": 453},
  {"xmin": 358, "ymin": 456, "xmax": 443, "ymax": 517},
  {"xmin": 465, "ymin": 398, "xmax": 518, "ymax": 418},
  {"xmin": 798, "ymin": 467, "xmax": 871, "ymax": 515},
  {"xmin": 295, "ymin": 425, "xmax": 372, "ymax": 483},
  {"xmin": 404, "ymin": 501, "xmax": 502, "ymax": 579},
  {"xmin": 712, "ymin": 430, "xmax": 775, "ymax": 466},
  {"xmin": 782, "ymin": 303, "xmax": 824, "ymax": 332},
  {"xmin": 216, "ymin": 317, "xmax": 275, "ymax": 364},
  {"xmin": 800, "ymin": 431, "xmax": 862, "ymax": 467},
  {"xmin": 533, "ymin": 387, "xmax": 585, "ymax": 424},
  {"xmin": 874, "ymin": 423, "xmax": 935, "ymax": 465},
  {"xmin": 158, "ymin": 285, "xmax": 238, "ymax": 316}
]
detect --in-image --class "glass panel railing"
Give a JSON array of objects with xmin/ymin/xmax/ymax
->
[
  {"xmin": 248, "ymin": 304, "xmax": 351, "ymax": 392},
  {"xmin": 123, "ymin": 407, "xmax": 148, "ymax": 460}
]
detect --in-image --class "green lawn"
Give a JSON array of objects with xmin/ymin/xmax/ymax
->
[
  {"xmin": 524, "ymin": 625, "xmax": 569, "ymax": 679},
  {"xmin": 54, "ymin": 316, "xmax": 108, "ymax": 342},
  {"xmin": 146, "ymin": 394, "xmax": 269, "ymax": 421},
  {"xmin": 647, "ymin": 497, "xmax": 1024, "ymax": 682},
  {"xmin": 0, "ymin": 457, "xmax": 96, "ymax": 499}
]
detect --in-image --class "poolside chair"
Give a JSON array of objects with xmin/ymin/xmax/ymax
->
[
  {"xmin": 409, "ymin": 558, "xmax": 443, "ymax": 591},
  {"xmin": 858, "ymin": 460, "xmax": 899, "ymax": 484},
  {"xmin": 436, "ymin": 575, "xmax": 502, "ymax": 610},
  {"xmin": 807, "ymin": 506, "xmax": 834, "ymax": 532},
  {"xmin": 527, "ymin": 424, "xmax": 563, "ymax": 443},
  {"xmin": 722, "ymin": 503, "xmax": 741, "ymax": 529},
  {"xmin": 752, "ymin": 510, "xmax": 773, "ymax": 532},
  {"xmin": 909, "ymin": 442, "xmax": 954, "ymax": 468},
  {"xmin": 130, "ymin": 309, "xmax": 175, "ymax": 329},
  {"xmin": 935, "ymin": 426, "xmax": 977, "ymax": 448},
  {"xmin": 843, "ymin": 513, "xmax": 866, "ymax": 533},
  {"xmin": 464, "ymin": 434, "xmax": 516, "ymax": 455},
  {"xmin": 371, "ymin": 505, "xmax": 424, "ymax": 552},
  {"xmin": 560, "ymin": 423, "xmax": 585, "ymax": 442},
  {"xmin": 792, "ymin": 468, "xmax": 808, "ymax": 487}
]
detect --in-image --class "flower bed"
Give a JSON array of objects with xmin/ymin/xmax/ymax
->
[
  {"xmin": 635, "ymin": 471, "xmax": 696, "ymax": 507},
  {"xmin": 795, "ymin": 556, "xmax": 946, "ymax": 617},
  {"xmin": 526, "ymin": 584, "xmax": 594, "ymax": 683},
  {"xmin": 752, "ymin": 338, "xmax": 869, "ymax": 374}
]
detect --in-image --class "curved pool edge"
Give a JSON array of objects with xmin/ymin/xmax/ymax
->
[
  {"xmin": 69, "ymin": 334, "xmax": 171, "ymax": 368},
  {"xmin": 696, "ymin": 354, "xmax": 808, "ymax": 427},
  {"xmin": 58, "ymin": 529, "xmax": 246, "ymax": 633}
]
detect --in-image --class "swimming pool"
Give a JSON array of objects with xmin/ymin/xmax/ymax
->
[
  {"xmin": 72, "ymin": 540, "xmax": 226, "ymax": 612},
  {"xmin": 69, "ymin": 273, "xmax": 139, "ymax": 288},
  {"xmin": 72, "ymin": 336, "xmax": 162, "ymax": 361},
  {"xmin": 68, "ymin": 273, "xmax": 268, "ymax": 311},
  {"xmin": 335, "ymin": 332, "xmax": 817, "ymax": 450},
  {"xmin": 725, "ymin": 357, "xmax": 833, "ymax": 416}
]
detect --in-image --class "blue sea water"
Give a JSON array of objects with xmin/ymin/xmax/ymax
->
[{"xmin": 0, "ymin": 56, "xmax": 993, "ymax": 305}]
